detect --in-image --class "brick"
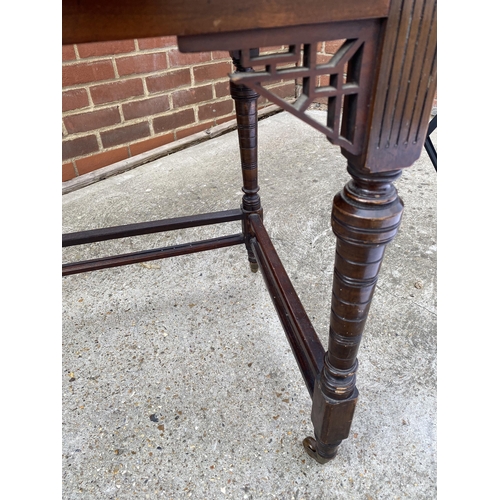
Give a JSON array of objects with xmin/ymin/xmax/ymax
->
[
  {"xmin": 138, "ymin": 37, "xmax": 177, "ymax": 50},
  {"xmin": 171, "ymin": 85, "xmax": 212, "ymax": 109},
  {"xmin": 313, "ymin": 96, "xmax": 329, "ymax": 105},
  {"xmin": 62, "ymin": 89, "xmax": 89, "ymax": 112},
  {"xmin": 153, "ymin": 109, "xmax": 195, "ymax": 133},
  {"xmin": 62, "ymin": 162, "xmax": 76, "ymax": 182},
  {"xmin": 101, "ymin": 122, "xmax": 151, "ymax": 148},
  {"xmin": 62, "ymin": 60, "xmax": 115, "ymax": 87},
  {"xmin": 295, "ymin": 76, "xmax": 305, "ymax": 88},
  {"xmin": 122, "ymin": 96, "xmax": 170, "ymax": 120},
  {"xmin": 77, "ymin": 39, "xmax": 136, "ymax": 58},
  {"xmin": 168, "ymin": 49, "xmax": 211, "ymax": 67},
  {"xmin": 260, "ymin": 46, "xmax": 285, "ymax": 53},
  {"xmin": 176, "ymin": 122, "xmax": 211, "ymax": 140},
  {"xmin": 313, "ymin": 42, "xmax": 323, "ymax": 54},
  {"xmin": 195, "ymin": 114, "xmax": 235, "ymax": 132},
  {"xmin": 211, "ymin": 113, "xmax": 235, "ymax": 127},
  {"xmin": 257, "ymin": 95, "xmax": 270, "ymax": 107},
  {"xmin": 318, "ymin": 74, "xmax": 333, "ymax": 87},
  {"xmin": 259, "ymin": 81, "xmax": 296, "ymax": 104},
  {"xmin": 129, "ymin": 132, "xmax": 175, "ymax": 156},
  {"xmin": 211, "ymin": 51, "xmax": 232, "ymax": 60},
  {"xmin": 90, "ymin": 78, "xmax": 144, "ymax": 105},
  {"xmin": 75, "ymin": 147, "xmax": 130, "ymax": 175},
  {"xmin": 116, "ymin": 53, "xmax": 167, "ymax": 77},
  {"xmin": 62, "ymin": 134, "xmax": 99, "ymax": 161},
  {"xmin": 63, "ymin": 45, "xmax": 76, "ymax": 61},
  {"xmin": 193, "ymin": 62, "xmax": 232, "ymax": 84},
  {"xmin": 214, "ymin": 81, "xmax": 230, "ymax": 98},
  {"xmin": 64, "ymin": 107, "xmax": 121, "ymax": 134},
  {"xmin": 317, "ymin": 53, "xmax": 334, "ymax": 64},
  {"xmin": 266, "ymin": 82, "xmax": 296, "ymax": 100},
  {"xmin": 146, "ymin": 69, "xmax": 191, "ymax": 94},
  {"xmin": 198, "ymin": 99, "xmax": 234, "ymax": 122},
  {"xmin": 324, "ymin": 40, "xmax": 345, "ymax": 54}
]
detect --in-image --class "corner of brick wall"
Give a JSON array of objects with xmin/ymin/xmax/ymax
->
[{"xmin": 62, "ymin": 39, "xmax": 296, "ymax": 183}]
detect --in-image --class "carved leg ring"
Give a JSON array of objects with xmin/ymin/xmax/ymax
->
[
  {"xmin": 304, "ymin": 163, "xmax": 404, "ymax": 464},
  {"xmin": 230, "ymin": 53, "xmax": 262, "ymax": 273}
]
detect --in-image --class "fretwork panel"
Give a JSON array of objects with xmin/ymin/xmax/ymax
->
[{"xmin": 231, "ymin": 22, "xmax": 381, "ymax": 155}]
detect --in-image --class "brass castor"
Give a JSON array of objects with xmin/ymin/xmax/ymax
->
[{"xmin": 302, "ymin": 436, "xmax": 339, "ymax": 464}]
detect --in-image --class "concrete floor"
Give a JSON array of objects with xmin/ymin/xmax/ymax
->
[{"xmin": 62, "ymin": 110, "xmax": 437, "ymax": 499}]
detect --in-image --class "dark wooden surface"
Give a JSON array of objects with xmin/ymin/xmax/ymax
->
[
  {"xmin": 351, "ymin": 0, "xmax": 437, "ymax": 171},
  {"xmin": 230, "ymin": 56, "xmax": 262, "ymax": 272},
  {"xmin": 62, "ymin": 0, "xmax": 390, "ymax": 44},
  {"xmin": 62, "ymin": 233, "xmax": 245, "ymax": 276},
  {"xmin": 62, "ymin": 209, "xmax": 244, "ymax": 247},
  {"xmin": 188, "ymin": 20, "xmax": 382, "ymax": 156},
  {"xmin": 179, "ymin": 1, "xmax": 436, "ymax": 173},
  {"xmin": 249, "ymin": 214, "xmax": 325, "ymax": 396}
]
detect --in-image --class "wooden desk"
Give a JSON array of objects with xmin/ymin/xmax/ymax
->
[{"xmin": 62, "ymin": 0, "xmax": 437, "ymax": 464}]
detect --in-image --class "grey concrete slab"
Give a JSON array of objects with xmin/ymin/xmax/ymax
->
[{"xmin": 62, "ymin": 110, "xmax": 437, "ymax": 499}]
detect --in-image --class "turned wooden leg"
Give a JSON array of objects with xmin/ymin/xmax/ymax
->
[
  {"xmin": 230, "ymin": 52, "xmax": 262, "ymax": 272},
  {"xmin": 304, "ymin": 163, "xmax": 404, "ymax": 464}
]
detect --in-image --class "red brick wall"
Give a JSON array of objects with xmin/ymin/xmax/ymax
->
[
  {"xmin": 62, "ymin": 38, "xmax": 296, "ymax": 182},
  {"xmin": 62, "ymin": 39, "xmax": 437, "ymax": 183}
]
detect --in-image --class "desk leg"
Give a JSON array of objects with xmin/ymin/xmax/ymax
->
[
  {"xmin": 304, "ymin": 163, "xmax": 404, "ymax": 463},
  {"xmin": 230, "ymin": 54, "xmax": 262, "ymax": 272}
]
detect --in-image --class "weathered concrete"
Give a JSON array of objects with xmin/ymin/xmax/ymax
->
[{"xmin": 62, "ymin": 110, "xmax": 437, "ymax": 499}]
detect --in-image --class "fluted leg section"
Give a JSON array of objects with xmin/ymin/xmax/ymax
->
[
  {"xmin": 304, "ymin": 163, "xmax": 404, "ymax": 464},
  {"xmin": 230, "ymin": 52, "xmax": 262, "ymax": 272}
]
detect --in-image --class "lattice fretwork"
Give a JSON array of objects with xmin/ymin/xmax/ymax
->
[{"xmin": 230, "ymin": 22, "xmax": 381, "ymax": 155}]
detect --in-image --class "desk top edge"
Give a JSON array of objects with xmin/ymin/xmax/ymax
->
[{"xmin": 62, "ymin": 0, "xmax": 390, "ymax": 45}]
